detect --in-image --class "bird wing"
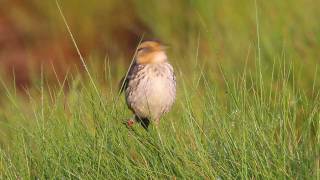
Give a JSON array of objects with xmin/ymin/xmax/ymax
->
[
  {"xmin": 118, "ymin": 62, "xmax": 139, "ymax": 93},
  {"xmin": 119, "ymin": 75, "xmax": 129, "ymax": 93}
]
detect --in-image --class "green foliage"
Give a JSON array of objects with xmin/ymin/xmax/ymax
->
[
  {"xmin": 0, "ymin": 0, "xmax": 320, "ymax": 179},
  {"xmin": 0, "ymin": 58, "xmax": 319, "ymax": 179}
]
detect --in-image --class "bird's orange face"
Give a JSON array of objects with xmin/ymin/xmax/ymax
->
[{"xmin": 135, "ymin": 41, "xmax": 168, "ymax": 64}]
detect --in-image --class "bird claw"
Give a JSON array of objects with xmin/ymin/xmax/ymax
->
[{"xmin": 126, "ymin": 119, "xmax": 135, "ymax": 127}]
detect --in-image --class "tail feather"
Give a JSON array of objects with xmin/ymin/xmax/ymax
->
[{"xmin": 135, "ymin": 115, "xmax": 150, "ymax": 130}]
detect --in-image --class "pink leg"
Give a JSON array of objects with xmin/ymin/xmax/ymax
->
[
  {"xmin": 127, "ymin": 118, "xmax": 135, "ymax": 127},
  {"xmin": 154, "ymin": 119, "xmax": 160, "ymax": 127}
]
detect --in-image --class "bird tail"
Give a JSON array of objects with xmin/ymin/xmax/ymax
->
[{"xmin": 135, "ymin": 115, "xmax": 150, "ymax": 130}]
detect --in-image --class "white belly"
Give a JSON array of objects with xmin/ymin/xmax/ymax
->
[
  {"xmin": 126, "ymin": 65, "xmax": 176, "ymax": 121},
  {"xmin": 133, "ymin": 76, "xmax": 174, "ymax": 120}
]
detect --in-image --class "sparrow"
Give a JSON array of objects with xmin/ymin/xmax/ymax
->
[{"xmin": 120, "ymin": 40, "xmax": 176, "ymax": 129}]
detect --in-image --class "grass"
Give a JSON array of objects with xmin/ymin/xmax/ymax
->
[
  {"xmin": 0, "ymin": 56, "xmax": 318, "ymax": 179},
  {"xmin": 1, "ymin": 0, "xmax": 320, "ymax": 179}
]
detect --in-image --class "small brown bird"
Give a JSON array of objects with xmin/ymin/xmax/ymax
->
[{"xmin": 120, "ymin": 40, "xmax": 176, "ymax": 129}]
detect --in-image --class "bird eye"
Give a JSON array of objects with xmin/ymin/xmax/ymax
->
[{"xmin": 137, "ymin": 47, "xmax": 151, "ymax": 53}]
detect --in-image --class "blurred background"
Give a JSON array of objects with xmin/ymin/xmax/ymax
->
[
  {"xmin": 0, "ymin": 0, "xmax": 319, "ymax": 92},
  {"xmin": 1, "ymin": 1, "xmax": 319, "ymax": 177}
]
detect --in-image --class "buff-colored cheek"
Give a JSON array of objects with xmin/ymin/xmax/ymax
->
[
  {"xmin": 137, "ymin": 51, "xmax": 167, "ymax": 64},
  {"xmin": 152, "ymin": 52, "xmax": 167, "ymax": 63},
  {"xmin": 137, "ymin": 55, "xmax": 151, "ymax": 64}
]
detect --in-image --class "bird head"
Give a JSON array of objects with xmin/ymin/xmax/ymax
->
[{"xmin": 135, "ymin": 40, "xmax": 168, "ymax": 64}]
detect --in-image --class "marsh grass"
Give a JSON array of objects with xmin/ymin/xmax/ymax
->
[
  {"xmin": 1, "ymin": 0, "xmax": 320, "ymax": 179},
  {"xmin": 0, "ymin": 55, "xmax": 319, "ymax": 179}
]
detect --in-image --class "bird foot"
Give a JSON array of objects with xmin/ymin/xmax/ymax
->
[{"xmin": 127, "ymin": 119, "xmax": 135, "ymax": 127}]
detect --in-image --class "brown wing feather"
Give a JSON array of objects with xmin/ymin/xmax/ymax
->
[
  {"xmin": 118, "ymin": 62, "xmax": 141, "ymax": 93},
  {"xmin": 118, "ymin": 76, "xmax": 128, "ymax": 93}
]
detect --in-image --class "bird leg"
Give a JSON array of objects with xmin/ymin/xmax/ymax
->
[
  {"xmin": 127, "ymin": 118, "xmax": 135, "ymax": 127},
  {"xmin": 154, "ymin": 119, "xmax": 160, "ymax": 128},
  {"xmin": 124, "ymin": 115, "xmax": 136, "ymax": 127}
]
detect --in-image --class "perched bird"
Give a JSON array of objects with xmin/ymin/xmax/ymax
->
[{"xmin": 120, "ymin": 40, "xmax": 176, "ymax": 129}]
